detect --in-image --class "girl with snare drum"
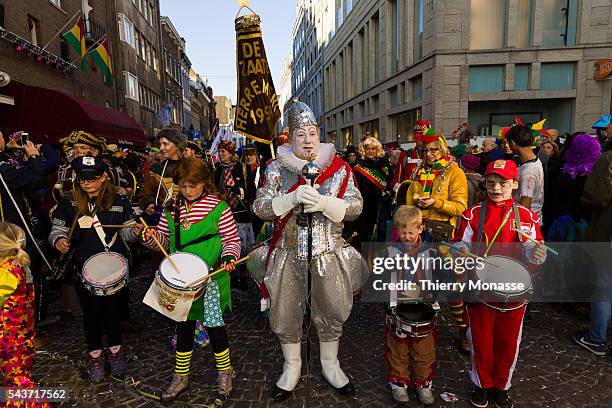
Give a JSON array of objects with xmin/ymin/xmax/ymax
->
[
  {"xmin": 138, "ymin": 158, "xmax": 240, "ymax": 402},
  {"xmin": 50, "ymin": 156, "xmax": 138, "ymax": 383}
]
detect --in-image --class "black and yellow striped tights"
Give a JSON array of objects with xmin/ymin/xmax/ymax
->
[{"xmin": 174, "ymin": 321, "xmax": 230, "ymax": 376}]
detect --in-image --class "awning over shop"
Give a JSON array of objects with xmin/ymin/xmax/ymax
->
[{"xmin": 0, "ymin": 81, "xmax": 145, "ymax": 146}]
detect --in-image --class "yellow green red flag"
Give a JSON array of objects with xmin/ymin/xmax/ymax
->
[
  {"xmin": 90, "ymin": 37, "xmax": 113, "ymax": 85},
  {"xmin": 61, "ymin": 17, "xmax": 88, "ymax": 72}
]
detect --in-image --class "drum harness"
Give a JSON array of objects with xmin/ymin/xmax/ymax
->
[{"xmin": 476, "ymin": 202, "xmax": 522, "ymax": 257}]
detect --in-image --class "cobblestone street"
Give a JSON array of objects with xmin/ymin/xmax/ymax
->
[{"xmin": 33, "ymin": 261, "xmax": 612, "ymax": 408}]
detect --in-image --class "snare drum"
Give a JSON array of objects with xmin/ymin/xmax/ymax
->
[
  {"xmin": 386, "ymin": 303, "xmax": 438, "ymax": 338},
  {"xmin": 81, "ymin": 252, "xmax": 129, "ymax": 296},
  {"xmin": 143, "ymin": 252, "xmax": 210, "ymax": 322},
  {"xmin": 473, "ymin": 255, "xmax": 532, "ymax": 312}
]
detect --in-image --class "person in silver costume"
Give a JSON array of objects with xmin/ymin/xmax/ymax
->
[{"xmin": 252, "ymin": 101, "xmax": 366, "ymax": 401}]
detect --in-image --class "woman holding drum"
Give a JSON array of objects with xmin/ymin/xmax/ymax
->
[
  {"xmin": 49, "ymin": 156, "xmax": 139, "ymax": 383},
  {"xmin": 454, "ymin": 159, "xmax": 547, "ymax": 408},
  {"xmin": 138, "ymin": 158, "xmax": 240, "ymax": 401}
]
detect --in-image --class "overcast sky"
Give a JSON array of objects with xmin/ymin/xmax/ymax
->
[{"xmin": 160, "ymin": 0, "xmax": 296, "ymax": 102}]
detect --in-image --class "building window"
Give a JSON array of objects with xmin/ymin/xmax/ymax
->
[
  {"xmin": 390, "ymin": 0, "xmax": 399, "ymax": 74},
  {"xmin": 346, "ymin": 0, "xmax": 353, "ymax": 15},
  {"xmin": 409, "ymin": 75, "xmax": 422, "ymax": 102},
  {"xmin": 514, "ymin": 64, "xmax": 530, "ymax": 90},
  {"xmin": 414, "ymin": 0, "xmax": 424, "ymax": 61},
  {"xmin": 124, "ymin": 72, "xmax": 139, "ymax": 100},
  {"xmin": 139, "ymin": 34, "xmax": 146, "ymax": 59},
  {"xmin": 336, "ymin": 0, "xmax": 343, "ymax": 27},
  {"xmin": 28, "ymin": 16, "xmax": 39, "ymax": 46},
  {"xmin": 469, "ymin": 65, "xmax": 504, "ymax": 93},
  {"xmin": 540, "ymin": 62, "xmax": 574, "ymax": 90},
  {"xmin": 389, "ymin": 86, "xmax": 399, "ymax": 107},
  {"xmin": 543, "ymin": 0, "xmax": 578, "ymax": 47},
  {"xmin": 118, "ymin": 14, "xmax": 135, "ymax": 48},
  {"xmin": 149, "ymin": 2, "xmax": 155, "ymax": 25},
  {"xmin": 373, "ymin": 13, "xmax": 380, "ymax": 83},
  {"xmin": 516, "ymin": 0, "xmax": 532, "ymax": 47},
  {"xmin": 391, "ymin": 108, "xmax": 422, "ymax": 142},
  {"xmin": 470, "ymin": 0, "xmax": 507, "ymax": 50}
]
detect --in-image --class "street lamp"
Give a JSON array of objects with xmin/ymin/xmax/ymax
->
[{"xmin": 237, "ymin": 0, "xmax": 249, "ymax": 7}]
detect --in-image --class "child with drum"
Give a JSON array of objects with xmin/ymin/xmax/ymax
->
[
  {"xmin": 454, "ymin": 159, "xmax": 547, "ymax": 408},
  {"xmin": 0, "ymin": 222, "xmax": 50, "ymax": 407},
  {"xmin": 49, "ymin": 156, "xmax": 139, "ymax": 383},
  {"xmin": 384, "ymin": 205, "xmax": 437, "ymax": 405},
  {"xmin": 138, "ymin": 158, "xmax": 240, "ymax": 401}
]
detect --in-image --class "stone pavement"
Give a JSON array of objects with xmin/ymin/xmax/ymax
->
[{"xmin": 33, "ymin": 263, "xmax": 612, "ymax": 408}]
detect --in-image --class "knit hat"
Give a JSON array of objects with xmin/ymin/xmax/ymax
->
[
  {"xmin": 460, "ymin": 153, "xmax": 481, "ymax": 171},
  {"xmin": 158, "ymin": 128, "xmax": 187, "ymax": 151},
  {"xmin": 413, "ymin": 120, "xmax": 431, "ymax": 135},
  {"xmin": 218, "ymin": 140, "xmax": 236, "ymax": 155}
]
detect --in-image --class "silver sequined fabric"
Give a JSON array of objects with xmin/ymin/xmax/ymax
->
[{"xmin": 252, "ymin": 146, "xmax": 367, "ymax": 343}]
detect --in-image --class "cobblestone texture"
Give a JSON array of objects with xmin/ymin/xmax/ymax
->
[{"xmin": 33, "ymin": 260, "xmax": 612, "ymax": 407}]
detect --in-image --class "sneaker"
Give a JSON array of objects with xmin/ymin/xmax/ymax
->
[
  {"xmin": 417, "ymin": 387, "xmax": 435, "ymax": 405},
  {"xmin": 470, "ymin": 386, "xmax": 489, "ymax": 408},
  {"xmin": 108, "ymin": 349, "xmax": 126, "ymax": 379},
  {"xmin": 87, "ymin": 353, "xmax": 106, "ymax": 384},
  {"xmin": 161, "ymin": 373, "xmax": 189, "ymax": 402},
  {"xmin": 217, "ymin": 368, "xmax": 234, "ymax": 396},
  {"xmin": 493, "ymin": 388, "xmax": 513, "ymax": 408},
  {"xmin": 572, "ymin": 331, "xmax": 607, "ymax": 356},
  {"xmin": 389, "ymin": 383, "xmax": 409, "ymax": 403}
]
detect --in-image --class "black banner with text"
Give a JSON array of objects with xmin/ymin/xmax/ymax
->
[{"xmin": 234, "ymin": 14, "xmax": 280, "ymax": 144}]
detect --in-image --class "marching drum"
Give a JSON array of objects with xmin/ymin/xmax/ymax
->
[
  {"xmin": 143, "ymin": 252, "xmax": 210, "ymax": 322},
  {"xmin": 81, "ymin": 252, "xmax": 129, "ymax": 296},
  {"xmin": 387, "ymin": 302, "xmax": 438, "ymax": 338},
  {"xmin": 473, "ymin": 255, "xmax": 532, "ymax": 312}
]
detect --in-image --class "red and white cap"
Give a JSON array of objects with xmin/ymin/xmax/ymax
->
[{"xmin": 484, "ymin": 159, "xmax": 518, "ymax": 180}]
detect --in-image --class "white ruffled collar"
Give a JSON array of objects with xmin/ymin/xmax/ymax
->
[{"xmin": 277, "ymin": 143, "xmax": 336, "ymax": 175}]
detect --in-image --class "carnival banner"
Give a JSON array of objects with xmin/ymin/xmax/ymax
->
[{"xmin": 234, "ymin": 13, "xmax": 280, "ymax": 144}]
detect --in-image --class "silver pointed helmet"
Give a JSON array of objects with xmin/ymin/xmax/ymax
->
[{"xmin": 287, "ymin": 100, "xmax": 318, "ymax": 138}]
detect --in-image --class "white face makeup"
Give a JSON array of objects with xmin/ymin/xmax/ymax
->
[
  {"xmin": 292, "ymin": 124, "xmax": 320, "ymax": 160},
  {"xmin": 485, "ymin": 174, "xmax": 518, "ymax": 202}
]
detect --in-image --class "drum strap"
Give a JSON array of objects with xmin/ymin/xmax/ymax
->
[
  {"xmin": 476, "ymin": 203, "xmax": 522, "ymax": 252},
  {"xmin": 173, "ymin": 200, "xmax": 220, "ymax": 251},
  {"xmin": 476, "ymin": 203, "xmax": 487, "ymax": 254}
]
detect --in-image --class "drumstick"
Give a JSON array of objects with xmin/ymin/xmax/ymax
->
[
  {"xmin": 138, "ymin": 217, "xmax": 180, "ymax": 273},
  {"xmin": 59, "ymin": 212, "xmax": 80, "ymax": 262},
  {"xmin": 186, "ymin": 256, "xmax": 250, "ymax": 288},
  {"xmin": 511, "ymin": 227, "xmax": 559, "ymax": 256},
  {"xmin": 440, "ymin": 241, "xmax": 499, "ymax": 267},
  {"xmin": 97, "ymin": 224, "xmax": 139, "ymax": 229}
]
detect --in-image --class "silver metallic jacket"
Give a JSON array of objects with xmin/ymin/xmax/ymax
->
[{"xmin": 253, "ymin": 144, "xmax": 363, "ymax": 260}]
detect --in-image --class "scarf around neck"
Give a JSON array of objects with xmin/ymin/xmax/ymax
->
[{"xmin": 417, "ymin": 155, "xmax": 451, "ymax": 195}]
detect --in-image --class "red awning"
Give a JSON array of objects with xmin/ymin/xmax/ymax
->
[{"xmin": 0, "ymin": 81, "xmax": 145, "ymax": 146}]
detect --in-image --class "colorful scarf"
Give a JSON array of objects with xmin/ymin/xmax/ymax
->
[{"xmin": 417, "ymin": 155, "xmax": 451, "ymax": 195}]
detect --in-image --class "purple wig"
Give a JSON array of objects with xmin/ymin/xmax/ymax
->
[{"xmin": 562, "ymin": 133, "xmax": 601, "ymax": 178}]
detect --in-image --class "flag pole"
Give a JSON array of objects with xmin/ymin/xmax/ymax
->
[
  {"xmin": 42, "ymin": 10, "xmax": 81, "ymax": 51},
  {"xmin": 70, "ymin": 34, "xmax": 107, "ymax": 65}
]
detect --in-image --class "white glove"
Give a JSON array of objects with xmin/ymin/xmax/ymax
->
[
  {"xmin": 304, "ymin": 195, "xmax": 347, "ymax": 223},
  {"xmin": 271, "ymin": 185, "xmax": 319, "ymax": 216},
  {"xmin": 295, "ymin": 184, "xmax": 320, "ymax": 205}
]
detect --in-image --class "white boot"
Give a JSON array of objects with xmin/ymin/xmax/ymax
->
[
  {"xmin": 276, "ymin": 343, "xmax": 302, "ymax": 391},
  {"xmin": 319, "ymin": 341, "xmax": 350, "ymax": 388}
]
